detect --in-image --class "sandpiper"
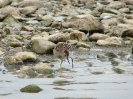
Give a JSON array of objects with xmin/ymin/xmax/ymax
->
[{"xmin": 53, "ymin": 42, "xmax": 76, "ymax": 68}]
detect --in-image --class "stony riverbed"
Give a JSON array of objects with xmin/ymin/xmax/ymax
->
[{"xmin": 0, "ymin": 0, "xmax": 133, "ymax": 99}]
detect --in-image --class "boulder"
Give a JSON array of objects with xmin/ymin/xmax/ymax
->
[
  {"xmin": 70, "ymin": 15, "xmax": 104, "ymax": 34},
  {"xmin": 122, "ymin": 28, "xmax": 133, "ymax": 38},
  {"xmin": 3, "ymin": 27, "xmax": 14, "ymax": 35},
  {"xmin": 111, "ymin": 58, "xmax": 122, "ymax": 66},
  {"xmin": 32, "ymin": 39, "xmax": 56, "ymax": 54},
  {"xmin": 5, "ymin": 51, "xmax": 37, "ymax": 64},
  {"xmin": 19, "ymin": 6, "xmax": 37, "ymax": 15},
  {"xmin": 31, "ymin": 34, "xmax": 49, "ymax": 42},
  {"xmin": 97, "ymin": 37, "xmax": 123, "ymax": 46},
  {"xmin": 85, "ymin": 0, "xmax": 96, "ymax": 9},
  {"xmin": 0, "ymin": 6, "xmax": 19, "ymax": 20},
  {"xmin": 49, "ymin": 33, "xmax": 67, "ymax": 43},
  {"xmin": 18, "ymin": 0, "xmax": 43, "ymax": 7},
  {"xmin": 61, "ymin": 4, "xmax": 79, "ymax": 16},
  {"xmin": 5, "ymin": 56, "xmax": 23, "ymax": 65},
  {"xmin": 39, "ymin": 15, "xmax": 54, "ymax": 26},
  {"xmin": 34, "ymin": 62, "xmax": 52, "ymax": 74},
  {"xmin": 20, "ymin": 84, "xmax": 42, "ymax": 93},
  {"xmin": 22, "ymin": 26, "xmax": 35, "ymax": 31},
  {"xmin": 0, "ymin": 0, "xmax": 9, "ymax": 8},
  {"xmin": 119, "ymin": 8, "xmax": 129, "ymax": 13},
  {"xmin": 113, "ymin": 24, "xmax": 133, "ymax": 37},
  {"xmin": 3, "ymin": 15, "xmax": 20, "ymax": 25},
  {"xmin": 77, "ymin": 42, "xmax": 90, "ymax": 49},
  {"xmin": 122, "ymin": 0, "xmax": 133, "ymax": 5},
  {"xmin": 106, "ymin": 1, "xmax": 126, "ymax": 10},
  {"xmin": 68, "ymin": 30, "xmax": 87, "ymax": 41},
  {"xmin": 89, "ymin": 33, "xmax": 109, "ymax": 41}
]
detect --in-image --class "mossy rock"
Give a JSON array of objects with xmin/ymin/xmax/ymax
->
[
  {"xmin": 57, "ymin": 67, "xmax": 70, "ymax": 73},
  {"xmin": 91, "ymin": 71, "xmax": 104, "ymax": 75},
  {"xmin": 112, "ymin": 67, "xmax": 125, "ymax": 74},
  {"xmin": 3, "ymin": 14, "xmax": 20, "ymax": 24},
  {"xmin": 53, "ymin": 80, "xmax": 71, "ymax": 86},
  {"xmin": 34, "ymin": 62, "xmax": 52, "ymax": 74},
  {"xmin": 26, "ymin": 69, "xmax": 38, "ymax": 78},
  {"xmin": 15, "ymin": 52, "xmax": 37, "ymax": 62},
  {"xmin": 5, "ymin": 56, "xmax": 23, "ymax": 65},
  {"xmin": 20, "ymin": 84, "xmax": 42, "ymax": 93}
]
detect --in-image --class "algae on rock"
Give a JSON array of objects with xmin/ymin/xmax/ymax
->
[{"xmin": 20, "ymin": 84, "xmax": 42, "ymax": 93}]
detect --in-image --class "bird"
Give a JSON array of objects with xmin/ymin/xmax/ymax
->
[{"xmin": 53, "ymin": 42, "xmax": 77, "ymax": 68}]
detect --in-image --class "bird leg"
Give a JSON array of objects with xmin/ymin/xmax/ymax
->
[
  {"xmin": 64, "ymin": 50, "xmax": 70, "ymax": 64},
  {"xmin": 70, "ymin": 57, "xmax": 74, "ymax": 68},
  {"xmin": 60, "ymin": 59, "xmax": 63, "ymax": 67}
]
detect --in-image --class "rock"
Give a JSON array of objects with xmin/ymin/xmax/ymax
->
[
  {"xmin": 60, "ymin": 0, "xmax": 68, "ymax": 5},
  {"xmin": 70, "ymin": 15, "xmax": 104, "ymax": 34},
  {"xmin": 5, "ymin": 51, "xmax": 31, "ymax": 65},
  {"xmin": 19, "ymin": 6, "xmax": 37, "ymax": 15},
  {"xmin": 32, "ymin": 39, "xmax": 56, "ymax": 54},
  {"xmin": 20, "ymin": 84, "xmax": 42, "ymax": 93},
  {"xmin": 123, "ymin": 0, "xmax": 133, "ymax": 5},
  {"xmin": 66, "ymin": 40, "xmax": 78, "ymax": 44},
  {"xmin": 39, "ymin": 15, "xmax": 54, "ymax": 26},
  {"xmin": 106, "ymin": 1, "xmax": 126, "ymax": 10},
  {"xmin": 112, "ymin": 67, "xmax": 125, "ymax": 74},
  {"xmin": 0, "ymin": 50, "xmax": 4, "ymax": 56},
  {"xmin": 61, "ymin": 4, "xmax": 79, "ymax": 16},
  {"xmin": 85, "ymin": 0, "xmax": 96, "ymax": 9},
  {"xmin": 32, "ymin": 32, "xmax": 50, "ymax": 41},
  {"xmin": 0, "ymin": 6, "xmax": 20, "ymax": 20},
  {"xmin": 3, "ymin": 15, "xmax": 20, "ymax": 25},
  {"xmin": 43, "ymin": 2, "xmax": 53, "ymax": 11},
  {"xmin": 5, "ymin": 56, "xmax": 23, "ymax": 65},
  {"xmin": 97, "ymin": 37, "xmax": 124, "ymax": 46},
  {"xmin": 4, "ymin": 36, "xmax": 23, "ymax": 47},
  {"xmin": 105, "ymin": 52, "xmax": 117, "ymax": 60},
  {"xmin": 22, "ymin": 26, "xmax": 35, "ymax": 31},
  {"xmin": 8, "ymin": 41, "xmax": 23, "ymax": 47},
  {"xmin": 77, "ymin": 47, "xmax": 90, "ymax": 52},
  {"xmin": 20, "ymin": 66, "xmax": 31, "ymax": 72},
  {"xmin": 35, "ymin": 8, "xmax": 46, "ymax": 15},
  {"xmin": 100, "ymin": 13, "xmax": 116, "ymax": 20},
  {"xmin": 0, "ymin": 0, "xmax": 9, "ymax": 8},
  {"xmin": 122, "ymin": 28, "xmax": 133, "ymax": 38},
  {"xmin": 18, "ymin": 0, "xmax": 43, "ymax": 7},
  {"xmin": 118, "ymin": 51, "xmax": 128, "ymax": 58},
  {"xmin": 105, "ymin": 8, "xmax": 120, "ymax": 14},
  {"xmin": 62, "ymin": 22, "xmax": 72, "ymax": 28},
  {"xmin": 89, "ymin": 33, "xmax": 109, "ymax": 41},
  {"xmin": 96, "ymin": 39, "xmax": 109, "ymax": 46},
  {"xmin": 111, "ymin": 58, "xmax": 122, "ymax": 66},
  {"xmin": 34, "ymin": 62, "xmax": 52, "ymax": 74},
  {"xmin": 77, "ymin": 42, "xmax": 90, "ymax": 49},
  {"xmin": 15, "ymin": 52, "xmax": 37, "ymax": 62},
  {"xmin": 97, "ymin": 54, "xmax": 108, "ymax": 62},
  {"xmin": 51, "ymin": 21, "xmax": 62, "ymax": 30},
  {"xmin": 68, "ymin": 30, "xmax": 87, "ymax": 41},
  {"xmin": 3, "ymin": 27, "xmax": 14, "ymax": 35},
  {"xmin": 49, "ymin": 33, "xmax": 67, "ymax": 43},
  {"xmin": 113, "ymin": 24, "xmax": 133, "ymax": 37},
  {"xmin": 119, "ymin": 8, "xmax": 129, "ymax": 13},
  {"xmin": 101, "ymin": 17, "xmax": 117, "ymax": 33}
]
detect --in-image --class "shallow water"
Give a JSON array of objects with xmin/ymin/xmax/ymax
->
[{"xmin": 0, "ymin": 47, "xmax": 133, "ymax": 99}]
